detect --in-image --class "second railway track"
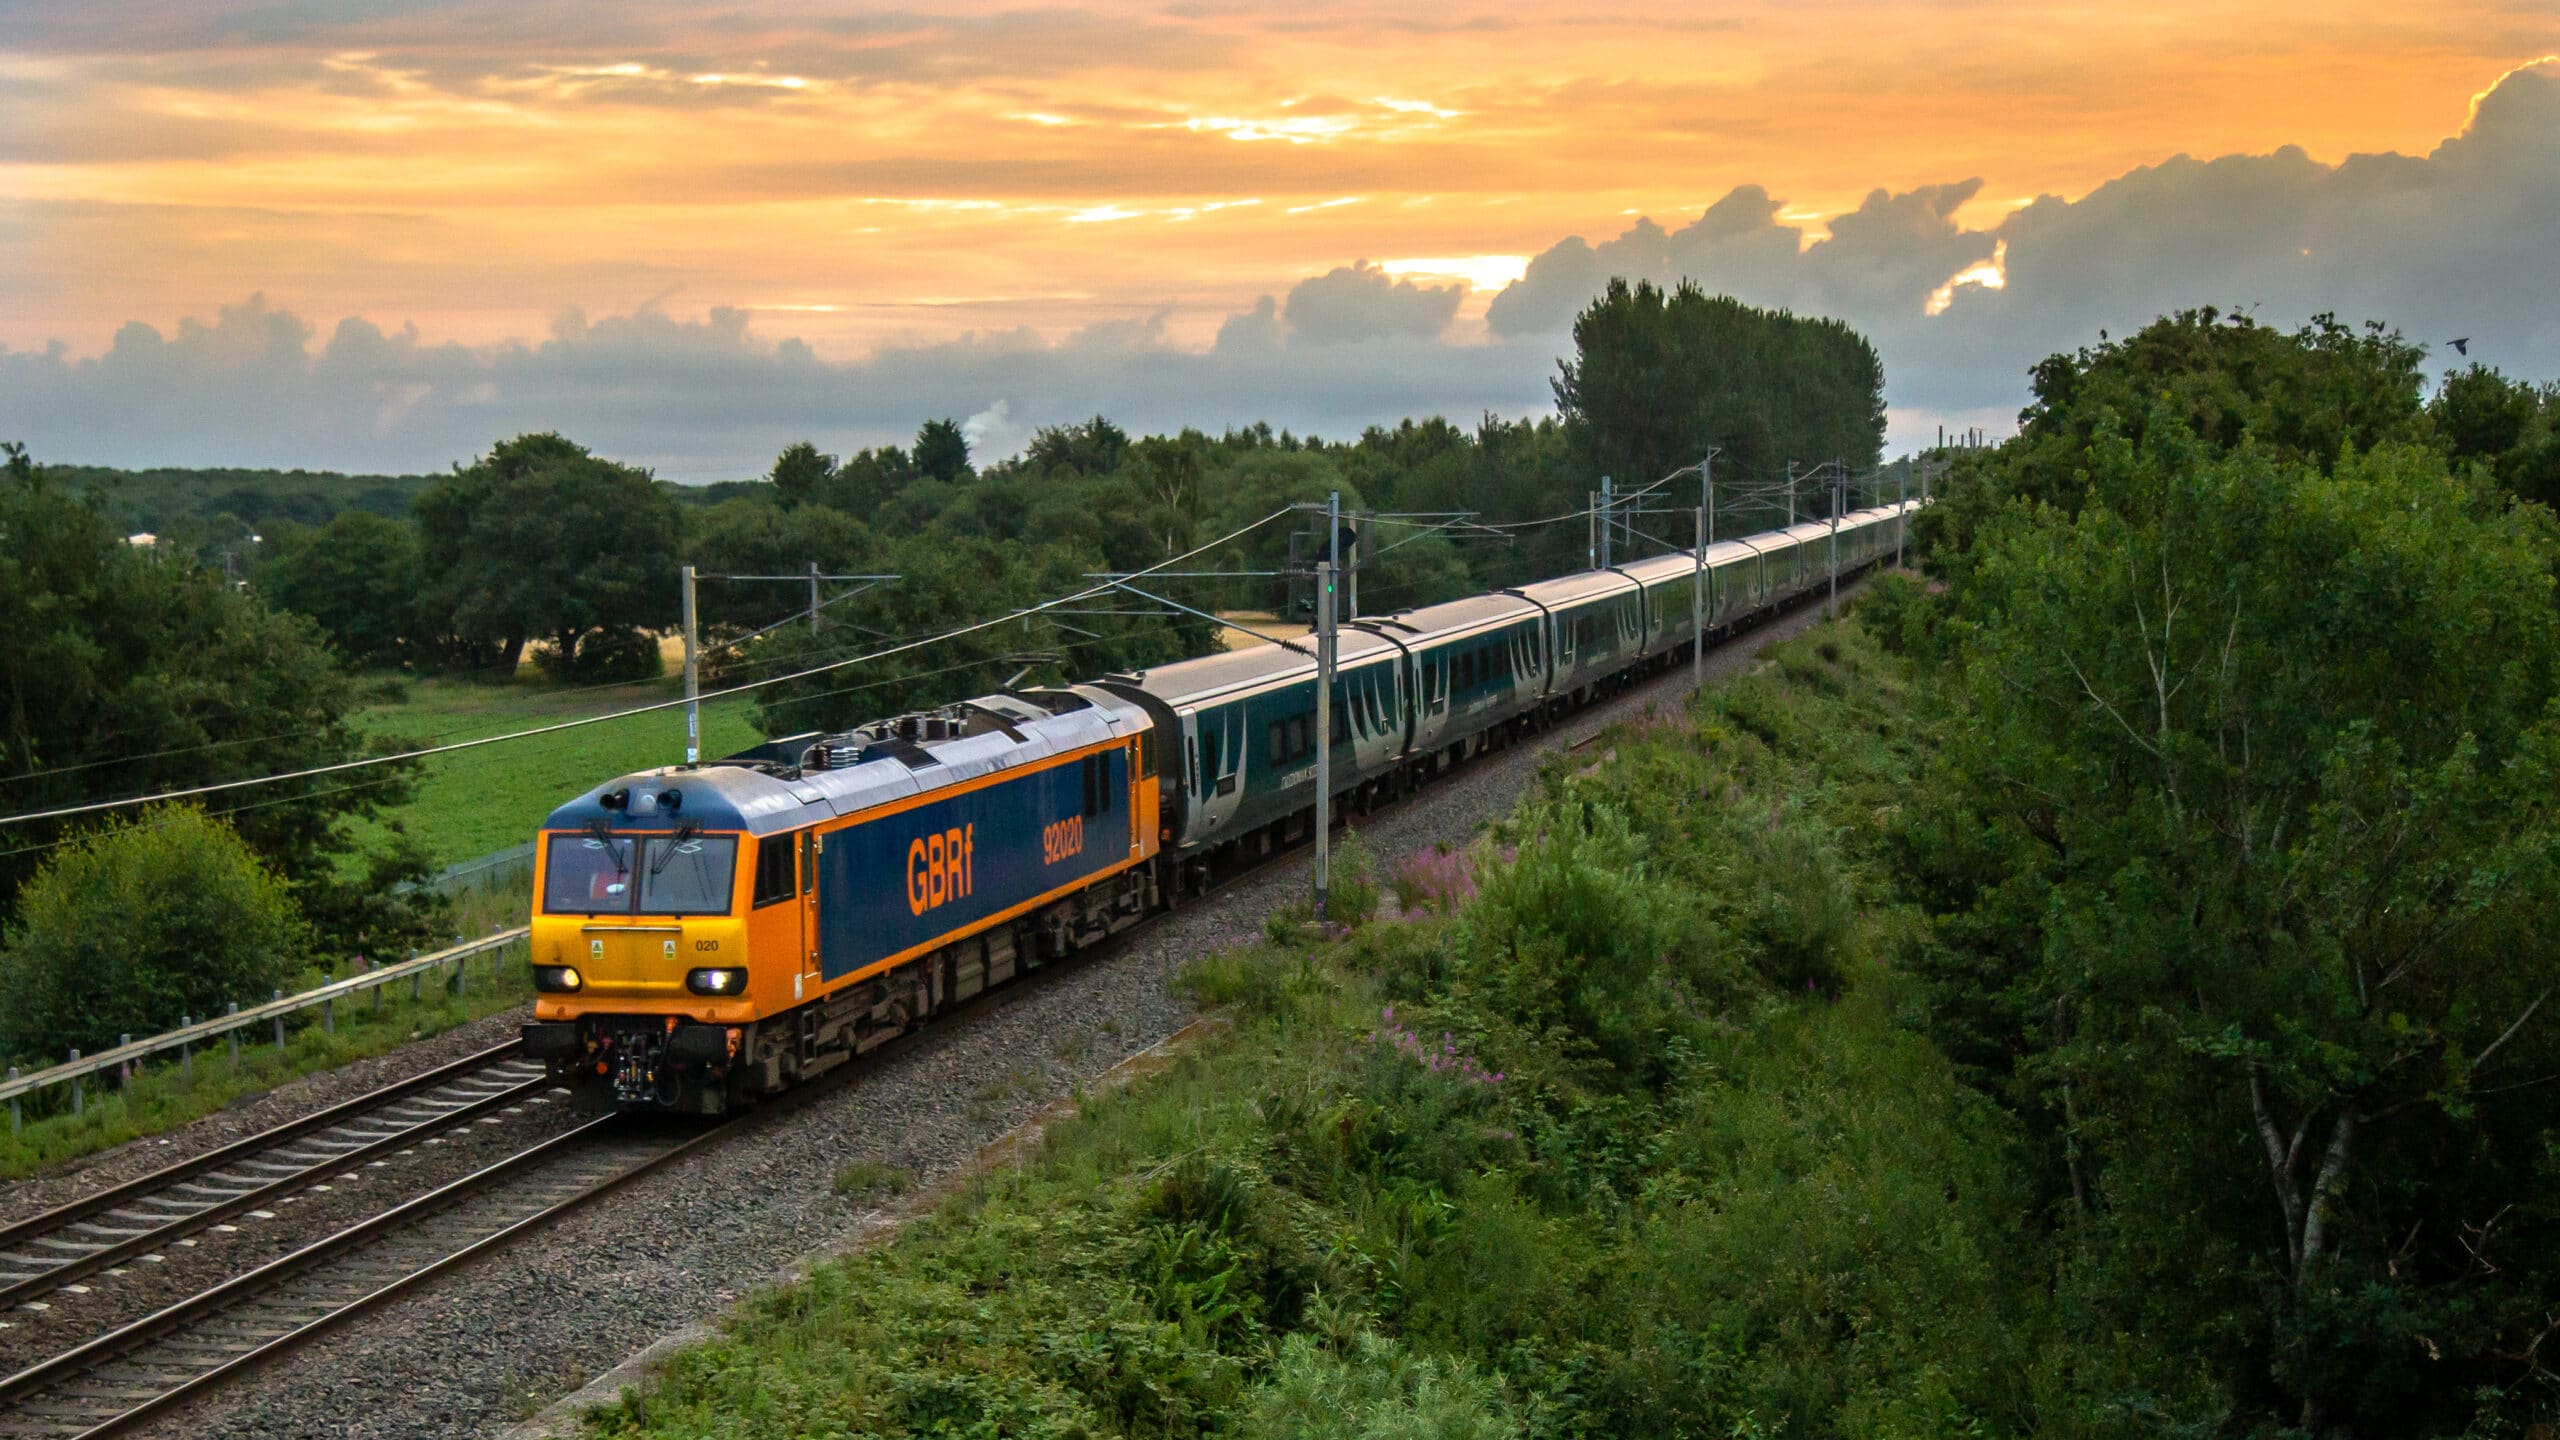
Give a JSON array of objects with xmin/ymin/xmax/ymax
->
[
  {"xmin": 0, "ymin": 1114, "xmax": 708, "ymax": 1439},
  {"xmin": 0, "ymin": 1043, "xmax": 553, "ymax": 1320}
]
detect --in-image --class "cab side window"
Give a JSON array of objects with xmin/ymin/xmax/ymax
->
[{"xmin": 752, "ymin": 834, "xmax": 798, "ymax": 908}]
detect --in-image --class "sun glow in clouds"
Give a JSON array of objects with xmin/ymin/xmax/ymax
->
[
  {"xmin": 1185, "ymin": 114, "xmax": 1359, "ymax": 143},
  {"xmin": 1379, "ymin": 255, "xmax": 1530, "ymax": 291},
  {"xmin": 1925, "ymin": 239, "xmax": 2008, "ymax": 316}
]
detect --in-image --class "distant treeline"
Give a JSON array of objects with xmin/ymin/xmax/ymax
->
[{"xmin": 46, "ymin": 464, "xmax": 437, "ymax": 546}]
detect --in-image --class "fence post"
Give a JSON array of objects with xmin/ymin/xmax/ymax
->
[
  {"xmin": 118, "ymin": 1034, "xmax": 131, "ymax": 1089},
  {"xmin": 228, "ymin": 1002, "xmax": 240, "ymax": 1066},
  {"xmin": 180, "ymin": 1018, "xmax": 192, "ymax": 1080},
  {"xmin": 69, "ymin": 1049, "xmax": 81, "ymax": 1116},
  {"xmin": 411, "ymin": 951, "xmax": 422, "ymax": 1002},
  {"xmin": 9, "ymin": 1067, "xmax": 18, "ymax": 1134},
  {"xmin": 323, "ymin": 995, "xmax": 334, "ymax": 1035},
  {"xmin": 272, "ymin": 990, "xmax": 286, "ymax": 1049}
]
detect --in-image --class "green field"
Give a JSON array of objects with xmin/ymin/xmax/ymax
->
[{"xmin": 350, "ymin": 672, "xmax": 766, "ymax": 870}]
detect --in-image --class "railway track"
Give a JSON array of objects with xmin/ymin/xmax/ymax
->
[
  {"xmin": 0, "ymin": 1044, "xmax": 551, "ymax": 1318},
  {"xmin": 0, "ymin": 1115, "xmax": 708, "ymax": 1439}
]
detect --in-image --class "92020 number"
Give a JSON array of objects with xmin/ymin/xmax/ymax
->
[{"xmin": 1042, "ymin": 816, "xmax": 1084, "ymax": 864}]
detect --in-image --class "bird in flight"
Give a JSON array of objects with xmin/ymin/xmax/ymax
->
[{"xmin": 2449, "ymin": 337, "xmax": 2471, "ymax": 355}]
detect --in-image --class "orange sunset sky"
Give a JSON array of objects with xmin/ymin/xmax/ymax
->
[{"xmin": 1, "ymin": 3, "xmax": 2554, "ymax": 474}]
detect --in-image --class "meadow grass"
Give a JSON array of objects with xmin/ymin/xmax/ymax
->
[{"xmin": 348, "ymin": 672, "xmax": 765, "ymax": 869}]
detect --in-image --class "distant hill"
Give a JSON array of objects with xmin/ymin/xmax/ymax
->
[
  {"xmin": 44, "ymin": 464, "xmax": 438, "ymax": 541},
  {"xmin": 40, "ymin": 463, "xmax": 763, "ymax": 543}
]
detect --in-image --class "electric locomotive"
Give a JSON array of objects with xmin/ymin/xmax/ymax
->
[{"xmin": 519, "ymin": 499, "xmax": 1918, "ymax": 1111}]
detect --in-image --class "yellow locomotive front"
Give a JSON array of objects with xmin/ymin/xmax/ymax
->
[{"xmin": 521, "ymin": 773, "xmax": 796, "ymax": 1112}]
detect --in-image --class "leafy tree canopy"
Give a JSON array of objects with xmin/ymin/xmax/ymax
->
[
  {"xmin": 913, "ymin": 418, "xmax": 973, "ymax": 484},
  {"xmin": 1899, "ymin": 414, "xmax": 2560, "ymax": 1428},
  {"xmin": 1553, "ymin": 280, "xmax": 1885, "ymax": 521},
  {"xmin": 257, "ymin": 510, "xmax": 424, "ymax": 668},
  {"xmin": 0, "ymin": 805, "xmax": 307, "ymax": 1064},
  {"xmin": 0, "ymin": 444, "xmax": 427, "ymax": 940},
  {"xmin": 412, "ymin": 432, "xmax": 680, "ymax": 676},
  {"xmin": 768, "ymin": 440, "xmax": 836, "ymax": 510}
]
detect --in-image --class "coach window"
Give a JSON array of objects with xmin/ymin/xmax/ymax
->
[
  {"xmin": 752, "ymin": 834, "xmax": 797, "ymax": 908},
  {"xmin": 1268, "ymin": 719, "xmax": 1287, "ymax": 765}
]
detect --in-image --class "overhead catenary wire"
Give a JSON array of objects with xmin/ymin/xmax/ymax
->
[{"xmin": 0, "ymin": 506, "xmax": 1302, "ymax": 832}]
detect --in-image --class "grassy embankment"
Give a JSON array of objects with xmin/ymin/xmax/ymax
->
[
  {"xmin": 580, "ymin": 608, "xmax": 2051, "ymax": 1439},
  {"xmin": 0, "ymin": 881, "xmax": 536, "ymax": 1179}
]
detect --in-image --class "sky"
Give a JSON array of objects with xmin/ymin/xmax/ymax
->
[{"xmin": 0, "ymin": 2, "xmax": 2555, "ymax": 479}]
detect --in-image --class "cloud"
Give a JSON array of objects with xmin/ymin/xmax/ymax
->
[
  {"xmin": 1483, "ymin": 58, "xmax": 2560, "ymax": 428},
  {"xmin": 1281, "ymin": 261, "xmax": 1464, "ymax": 346},
  {"xmin": 4, "ymin": 60, "xmax": 2557, "ymax": 475},
  {"xmin": 0, "ymin": 291, "xmax": 1550, "ymax": 480}
]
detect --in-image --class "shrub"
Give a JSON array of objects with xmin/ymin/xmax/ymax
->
[
  {"xmin": 1458, "ymin": 803, "xmax": 1715, "ymax": 1086},
  {"xmin": 1738, "ymin": 810, "xmax": 1859, "ymax": 993},
  {"xmin": 0, "ymin": 806, "xmax": 308, "ymax": 1063},
  {"xmin": 1231, "ymin": 1330, "xmax": 1519, "ymax": 1440},
  {"xmin": 1328, "ymin": 827, "xmax": 1380, "ymax": 928},
  {"xmin": 1390, "ymin": 844, "xmax": 1477, "ymax": 915}
]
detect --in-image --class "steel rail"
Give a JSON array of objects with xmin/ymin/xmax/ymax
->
[
  {"xmin": 0, "ymin": 1043, "xmax": 550, "ymax": 1311},
  {"xmin": 0, "ymin": 1113, "xmax": 713, "ymax": 1439}
]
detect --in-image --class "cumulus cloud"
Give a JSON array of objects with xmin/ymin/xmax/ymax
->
[
  {"xmin": 1487, "ymin": 58, "xmax": 2560, "ymax": 429},
  {"xmin": 4, "ymin": 61, "xmax": 2557, "ymax": 475},
  {"xmin": 1280, "ymin": 261, "xmax": 1465, "ymax": 346},
  {"xmin": 0, "ymin": 292, "xmax": 1551, "ymax": 479}
]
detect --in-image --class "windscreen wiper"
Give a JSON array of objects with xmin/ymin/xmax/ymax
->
[
  {"xmin": 584, "ymin": 818, "xmax": 628, "ymax": 874},
  {"xmin": 649, "ymin": 821, "xmax": 700, "ymax": 878}
]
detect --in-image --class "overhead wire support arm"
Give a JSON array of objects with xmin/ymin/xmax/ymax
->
[{"xmin": 1094, "ymin": 580, "xmax": 1313, "ymax": 655}]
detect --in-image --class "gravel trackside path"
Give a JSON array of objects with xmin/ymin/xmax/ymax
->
[{"xmin": 143, "ymin": 586, "xmax": 1866, "ymax": 1440}]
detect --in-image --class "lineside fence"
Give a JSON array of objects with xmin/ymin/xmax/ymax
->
[{"xmin": 0, "ymin": 926, "xmax": 531, "ymax": 1133}]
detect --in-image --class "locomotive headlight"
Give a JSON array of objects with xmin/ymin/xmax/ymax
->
[
  {"xmin": 686, "ymin": 967, "xmax": 748, "ymax": 996},
  {"xmin": 533, "ymin": 965, "xmax": 583, "ymax": 993}
]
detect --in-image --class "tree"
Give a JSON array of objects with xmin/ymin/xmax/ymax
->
[
  {"xmin": 1908, "ymin": 423, "xmax": 2560, "ymax": 1430},
  {"xmin": 913, "ymin": 419, "xmax": 973, "ymax": 484},
  {"xmin": 682, "ymin": 497, "xmax": 875, "ymax": 638},
  {"xmin": 769, "ymin": 441, "xmax": 837, "ymax": 510},
  {"xmin": 1917, "ymin": 309, "xmax": 2437, "ymax": 589},
  {"xmin": 412, "ymin": 433, "xmax": 680, "ymax": 677},
  {"xmin": 1025, "ymin": 415, "xmax": 1130, "ymax": 476},
  {"xmin": 257, "ymin": 510, "xmax": 423, "ymax": 667},
  {"xmin": 1553, "ymin": 280, "xmax": 1884, "ymax": 513},
  {"xmin": 2431, "ymin": 363, "xmax": 2560, "ymax": 512},
  {"xmin": 0, "ymin": 806, "xmax": 308, "ymax": 1063},
  {"xmin": 0, "ymin": 444, "xmax": 427, "ymax": 948}
]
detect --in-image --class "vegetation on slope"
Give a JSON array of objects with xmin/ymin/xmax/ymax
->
[{"xmin": 581, "ymin": 618, "xmax": 2047, "ymax": 1439}]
